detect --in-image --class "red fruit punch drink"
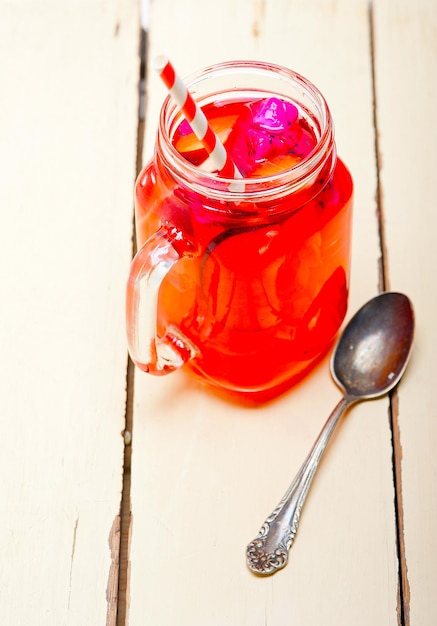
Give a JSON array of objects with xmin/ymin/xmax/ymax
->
[{"xmin": 126, "ymin": 61, "xmax": 353, "ymax": 394}]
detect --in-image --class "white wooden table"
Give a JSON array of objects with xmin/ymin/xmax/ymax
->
[{"xmin": 1, "ymin": 1, "xmax": 436, "ymax": 624}]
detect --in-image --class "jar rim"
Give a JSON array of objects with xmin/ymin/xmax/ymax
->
[{"xmin": 157, "ymin": 60, "xmax": 335, "ymax": 203}]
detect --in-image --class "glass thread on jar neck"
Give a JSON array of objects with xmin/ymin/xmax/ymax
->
[{"xmin": 156, "ymin": 61, "xmax": 336, "ymax": 208}]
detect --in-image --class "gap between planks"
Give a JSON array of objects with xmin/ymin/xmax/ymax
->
[
  {"xmin": 368, "ymin": 3, "xmax": 410, "ymax": 625},
  {"xmin": 116, "ymin": 26, "xmax": 148, "ymax": 626}
]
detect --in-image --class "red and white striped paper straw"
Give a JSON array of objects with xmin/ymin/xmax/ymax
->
[{"xmin": 154, "ymin": 55, "xmax": 242, "ymax": 180}]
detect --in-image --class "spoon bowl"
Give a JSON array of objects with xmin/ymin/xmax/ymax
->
[
  {"xmin": 246, "ymin": 291, "xmax": 414, "ymax": 576},
  {"xmin": 332, "ymin": 291, "xmax": 414, "ymax": 398}
]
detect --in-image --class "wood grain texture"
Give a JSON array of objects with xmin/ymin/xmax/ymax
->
[
  {"xmin": 0, "ymin": 2, "xmax": 139, "ymax": 624},
  {"xmin": 128, "ymin": 1, "xmax": 400, "ymax": 624},
  {"xmin": 372, "ymin": 0, "xmax": 437, "ymax": 623}
]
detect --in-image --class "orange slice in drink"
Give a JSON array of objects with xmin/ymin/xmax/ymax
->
[
  {"xmin": 251, "ymin": 153, "xmax": 302, "ymax": 177},
  {"xmin": 175, "ymin": 115, "xmax": 239, "ymax": 154}
]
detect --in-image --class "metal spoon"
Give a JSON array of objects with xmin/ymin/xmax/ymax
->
[{"xmin": 246, "ymin": 291, "xmax": 414, "ymax": 576}]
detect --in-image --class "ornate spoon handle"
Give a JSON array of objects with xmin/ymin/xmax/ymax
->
[{"xmin": 246, "ymin": 395, "xmax": 355, "ymax": 575}]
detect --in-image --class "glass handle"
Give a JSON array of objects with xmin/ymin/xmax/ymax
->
[{"xmin": 126, "ymin": 227, "xmax": 197, "ymax": 375}]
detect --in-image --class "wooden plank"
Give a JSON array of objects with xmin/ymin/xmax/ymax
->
[
  {"xmin": 128, "ymin": 1, "xmax": 400, "ymax": 624},
  {"xmin": 0, "ymin": 2, "xmax": 139, "ymax": 624},
  {"xmin": 373, "ymin": 0, "xmax": 437, "ymax": 622}
]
